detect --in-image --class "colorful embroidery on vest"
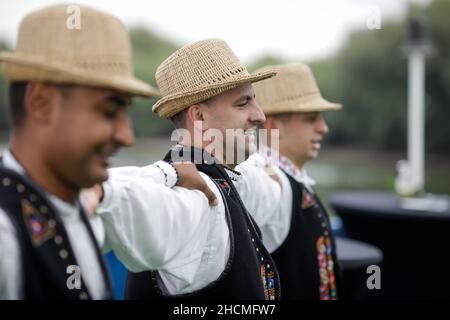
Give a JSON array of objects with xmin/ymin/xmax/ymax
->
[
  {"xmin": 301, "ymin": 189, "xmax": 315, "ymax": 209},
  {"xmin": 316, "ymin": 236, "xmax": 337, "ymax": 300},
  {"xmin": 260, "ymin": 264, "xmax": 276, "ymax": 300},
  {"xmin": 22, "ymin": 199, "xmax": 55, "ymax": 247},
  {"xmin": 214, "ymin": 178, "xmax": 231, "ymax": 195}
]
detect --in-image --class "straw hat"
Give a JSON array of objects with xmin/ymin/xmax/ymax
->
[
  {"xmin": 253, "ymin": 63, "xmax": 341, "ymax": 115},
  {"xmin": 152, "ymin": 38, "xmax": 276, "ymax": 119},
  {"xmin": 0, "ymin": 4, "xmax": 159, "ymax": 97}
]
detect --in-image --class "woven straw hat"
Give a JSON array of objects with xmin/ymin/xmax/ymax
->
[
  {"xmin": 152, "ymin": 38, "xmax": 276, "ymax": 119},
  {"xmin": 253, "ymin": 63, "xmax": 341, "ymax": 115},
  {"xmin": 0, "ymin": 4, "xmax": 159, "ymax": 97}
]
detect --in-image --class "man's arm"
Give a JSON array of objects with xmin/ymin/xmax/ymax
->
[
  {"xmin": 95, "ymin": 167, "xmax": 227, "ymax": 274},
  {"xmin": 95, "ymin": 161, "xmax": 218, "ymax": 206}
]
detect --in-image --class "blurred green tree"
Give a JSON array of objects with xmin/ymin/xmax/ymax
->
[
  {"xmin": 0, "ymin": 41, "xmax": 10, "ymax": 138},
  {"xmin": 127, "ymin": 27, "xmax": 179, "ymax": 136}
]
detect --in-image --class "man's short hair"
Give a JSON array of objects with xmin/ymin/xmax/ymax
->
[
  {"xmin": 169, "ymin": 96, "xmax": 214, "ymax": 129},
  {"xmin": 9, "ymin": 82, "xmax": 74, "ymax": 128},
  {"xmin": 170, "ymin": 109, "xmax": 188, "ymax": 129},
  {"xmin": 9, "ymin": 82, "xmax": 28, "ymax": 127}
]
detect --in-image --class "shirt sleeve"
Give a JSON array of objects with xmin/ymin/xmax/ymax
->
[
  {"xmin": 97, "ymin": 165, "xmax": 229, "ymax": 278},
  {"xmin": 0, "ymin": 208, "xmax": 23, "ymax": 300},
  {"xmin": 235, "ymin": 154, "xmax": 293, "ymax": 253},
  {"xmin": 105, "ymin": 161, "xmax": 176, "ymax": 187}
]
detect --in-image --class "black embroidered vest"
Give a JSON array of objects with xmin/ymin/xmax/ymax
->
[
  {"xmin": 270, "ymin": 170, "xmax": 343, "ymax": 299},
  {"xmin": 0, "ymin": 163, "xmax": 112, "ymax": 300},
  {"xmin": 125, "ymin": 146, "xmax": 280, "ymax": 300}
]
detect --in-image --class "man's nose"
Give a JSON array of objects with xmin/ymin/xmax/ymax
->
[
  {"xmin": 113, "ymin": 115, "xmax": 135, "ymax": 147},
  {"xmin": 250, "ymin": 101, "xmax": 266, "ymax": 124},
  {"xmin": 316, "ymin": 114, "xmax": 329, "ymax": 135}
]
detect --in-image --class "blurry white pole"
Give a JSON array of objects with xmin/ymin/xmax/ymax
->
[
  {"xmin": 408, "ymin": 49, "xmax": 425, "ymax": 193},
  {"xmin": 395, "ymin": 18, "xmax": 429, "ymax": 197}
]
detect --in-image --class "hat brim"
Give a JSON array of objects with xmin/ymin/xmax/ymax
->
[
  {"xmin": 262, "ymin": 95, "xmax": 342, "ymax": 115},
  {"xmin": 0, "ymin": 52, "xmax": 160, "ymax": 98},
  {"xmin": 152, "ymin": 70, "xmax": 276, "ymax": 119}
]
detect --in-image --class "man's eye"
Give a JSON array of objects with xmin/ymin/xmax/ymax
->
[
  {"xmin": 104, "ymin": 111, "xmax": 117, "ymax": 119},
  {"xmin": 237, "ymin": 99, "xmax": 250, "ymax": 107}
]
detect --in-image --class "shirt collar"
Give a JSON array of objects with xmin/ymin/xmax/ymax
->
[
  {"xmin": 224, "ymin": 166, "xmax": 242, "ymax": 182},
  {"xmin": 258, "ymin": 144, "xmax": 316, "ymax": 187},
  {"xmin": 172, "ymin": 144, "xmax": 243, "ymax": 183},
  {"xmin": 2, "ymin": 148, "xmax": 26, "ymax": 175},
  {"xmin": 1, "ymin": 148, "xmax": 80, "ymax": 219}
]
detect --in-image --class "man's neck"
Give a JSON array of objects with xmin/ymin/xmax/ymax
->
[
  {"xmin": 290, "ymin": 158, "xmax": 304, "ymax": 171},
  {"xmin": 9, "ymin": 140, "xmax": 78, "ymax": 203},
  {"xmin": 180, "ymin": 139, "xmax": 236, "ymax": 169}
]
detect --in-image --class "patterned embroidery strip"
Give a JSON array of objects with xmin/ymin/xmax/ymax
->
[
  {"xmin": 22, "ymin": 199, "xmax": 55, "ymax": 247},
  {"xmin": 316, "ymin": 236, "xmax": 337, "ymax": 300},
  {"xmin": 260, "ymin": 264, "xmax": 276, "ymax": 300},
  {"xmin": 301, "ymin": 189, "xmax": 316, "ymax": 209}
]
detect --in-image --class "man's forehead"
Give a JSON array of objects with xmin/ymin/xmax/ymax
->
[
  {"xmin": 75, "ymin": 86, "xmax": 132, "ymax": 105},
  {"xmin": 272, "ymin": 111, "xmax": 320, "ymax": 121},
  {"xmin": 230, "ymin": 83, "xmax": 254, "ymax": 96},
  {"xmin": 94, "ymin": 87, "xmax": 132, "ymax": 102},
  {"xmin": 215, "ymin": 83, "xmax": 255, "ymax": 100},
  {"xmin": 58, "ymin": 84, "xmax": 130, "ymax": 97},
  {"xmin": 299, "ymin": 111, "xmax": 320, "ymax": 116}
]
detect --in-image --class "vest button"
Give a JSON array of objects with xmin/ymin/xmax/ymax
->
[
  {"xmin": 2, "ymin": 177, "xmax": 11, "ymax": 186},
  {"xmin": 16, "ymin": 184, "xmax": 25, "ymax": 193},
  {"xmin": 59, "ymin": 249, "xmax": 68, "ymax": 259},
  {"xmin": 48, "ymin": 219, "xmax": 56, "ymax": 228},
  {"xmin": 79, "ymin": 292, "xmax": 88, "ymax": 300},
  {"xmin": 54, "ymin": 235, "xmax": 63, "ymax": 245}
]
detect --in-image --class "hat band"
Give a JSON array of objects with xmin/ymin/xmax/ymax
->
[
  {"xmin": 3, "ymin": 52, "xmax": 131, "ymax": 76},
  {"xmin": 158, "ymin": 66, "xmax": 248, "ymax": 96},
  {"xmin": 271, "ymin": 90, "xmax": 321, "ymax": 104}
]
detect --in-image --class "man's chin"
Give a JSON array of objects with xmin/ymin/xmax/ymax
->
[
  {"xmin": 308, "ymin": 151, "xmax": 319, "ymax": 161},
  {"xmin": 87, "ymin": 168, "xmax": 109, "ymax": 186},
  {"xmin": 98, "ymin": 170, "xmax": 109, "ymax": 183}
]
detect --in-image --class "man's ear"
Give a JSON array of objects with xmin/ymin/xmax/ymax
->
[
  {"xmin": 186, "ymin": 104, "xmax": 210, "ymax": 130},
  {"xmin": 265, "ymin": 116, "xmax": 287, "ymax": 140},
  {"xmin": 24, "ymin": 82, "xmax": 58, "ymax": 125}
]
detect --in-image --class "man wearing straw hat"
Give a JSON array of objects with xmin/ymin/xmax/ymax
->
[
  {"xmin": 0, "ymin": 5, "xmax": 216, "ymax": 300},
  {"xmin": 92, "ymin": 38, "xmax": 295, "ymax": 300},
  {"xmin": 249, "ymin": 63, "xmax": 344, "ymax": 299}
]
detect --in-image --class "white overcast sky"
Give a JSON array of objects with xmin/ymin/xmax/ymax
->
[{"xmin": 0, "ymin": 0, "xmax": 430, "ymax": 63}]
